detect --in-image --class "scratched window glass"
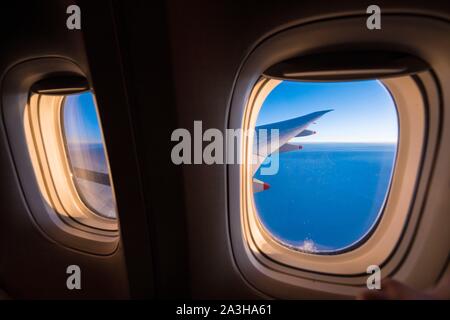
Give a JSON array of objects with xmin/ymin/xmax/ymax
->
[{"xmin": 63, "ymin": 92, "xmax": 116, "ymax": 219}]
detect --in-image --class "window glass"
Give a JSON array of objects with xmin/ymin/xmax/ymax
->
[
  {"xmin": 253, "ymin": 80, "xmax": 398, "ymax": 253},
  {"xmin": 63, "ymin": 92, "xmax": 117, "ymax": 219}
]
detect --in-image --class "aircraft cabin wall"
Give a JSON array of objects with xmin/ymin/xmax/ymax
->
[
  {"xmin": 0, "ymin": 0, "xmax": 449, "ymax": 300},
  {"xmin": 163, "ymin": 0, "xmax": 450, "ymax": 298},
  {"xmin": 0, "ymin": 1, "xmax": 129, "ymax": 299}
]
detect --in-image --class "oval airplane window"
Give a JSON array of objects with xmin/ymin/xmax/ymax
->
[
  {"xmin": 62, "ymin": 92, "xmax": 117, "ymax": 219},
  {"xmin": 252, "ymin": 80, "xmax": 398, "ymax": 253}
]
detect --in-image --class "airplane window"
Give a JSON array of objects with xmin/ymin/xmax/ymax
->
[
  {"xmin": 63, "ymin": 92, "xmax": 117, "ymax": 219},
  {"xmin": 253, "ymin": 80, "xmax": 398, "ymax": 253}
]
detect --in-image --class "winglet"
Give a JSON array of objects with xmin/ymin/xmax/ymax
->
[
  {"xmin": 253, "ymin": 178, "xmax": 271, "ymax": 192},
  {"xmin": 316, "ymin": 109, "xmax": 334, "ymax": 116}
]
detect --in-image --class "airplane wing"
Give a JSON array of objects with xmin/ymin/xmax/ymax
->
[
  {"xmin": 72, "ymin": 167, "xmax": 111, "ymax": 186},
  {"xmin": 252, "ymin": 109, "xmax": 332, "ymax": 192}
]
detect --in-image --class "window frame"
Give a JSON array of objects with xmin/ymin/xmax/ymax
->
[
  {"xmin": 24, "ymin": 92, "xmax": 118, "ymax": 230},
  {"xmin": 227, "ymin": 15, "xmax": 448, "ymax": 298},
  {"xmin": 241, "ymin": 76, "xmax": 424, "ymax": 275},
  {"xmin": 1, "ymin": 58, "xmax": 119, "ymax": 255}
]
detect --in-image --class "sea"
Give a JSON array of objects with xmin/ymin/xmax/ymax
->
[{"xmin": 253, "ymin": 143, "xmax": 396, "ymax": 253}]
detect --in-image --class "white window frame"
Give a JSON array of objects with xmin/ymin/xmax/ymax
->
[
  {"xmin": 24, "ymin": 93, "xmax": 118, "ymax": 230},
  {"xmin": 227, "ymin": 15, "xmax": 450, "ymax": 298},
  {"xmin": 240, "ymin": 76, "xmax": 424, "ymax": 275},
  {"xmin": 2, "ymin": 58, "xmax": 119, "ymax": 255}
]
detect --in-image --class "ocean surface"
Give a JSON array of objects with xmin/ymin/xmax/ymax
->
[{"xmin": 253, "ymin": 143, "xmax": 396, "ymax": 253}]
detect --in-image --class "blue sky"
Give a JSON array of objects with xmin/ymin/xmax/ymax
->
[
  {"xmin": 256, "ymin": 80, "xmax": 398, "ymax": 143},
  {"xmin": 64, "ymin": 92, "xmax": 103, "ymax": 144}
]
